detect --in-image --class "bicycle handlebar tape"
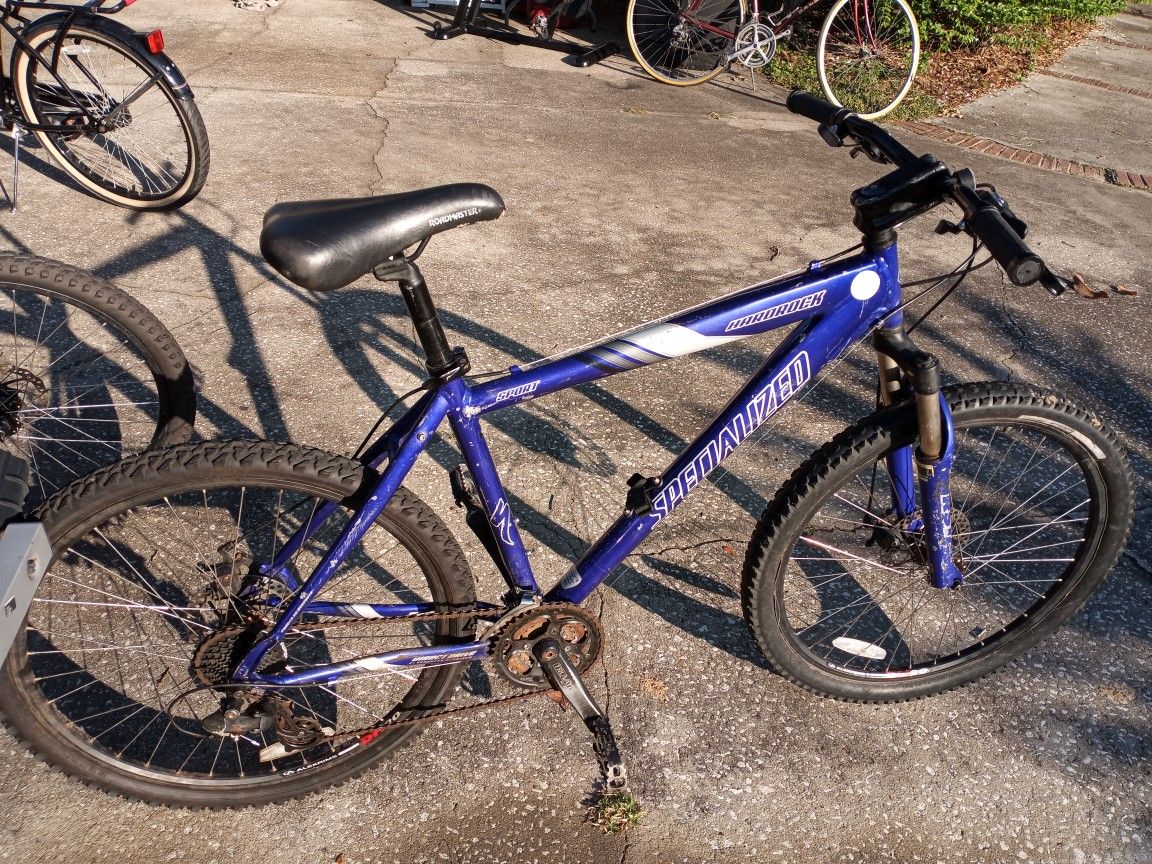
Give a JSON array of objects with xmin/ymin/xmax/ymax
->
[
  {"xmin": 969, "ymin": 207, "xmax": 1044, "ymax": 286},
  {"xmin": 786, "ymin": 90, "xmax": 851, "ymax": 127}
]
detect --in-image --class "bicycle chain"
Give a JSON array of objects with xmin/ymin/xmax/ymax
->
[{"xmin": 203, "ymin": 604, "xmax": 572, "ymax": 749}]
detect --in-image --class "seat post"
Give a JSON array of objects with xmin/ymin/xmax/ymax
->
[{"xmin": 374, "ymin": 259, "xmax": 459, "ymax": 378}]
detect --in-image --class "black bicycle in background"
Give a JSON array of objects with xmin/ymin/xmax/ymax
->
[{"xmin": 0, "ymin": 0, "xmax": 209, "ymax": 209}]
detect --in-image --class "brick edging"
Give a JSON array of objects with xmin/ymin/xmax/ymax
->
[
  {"xmin": 1094, "ymin": 34, "xmax": 1152, "ymax": 52},
  {"xmin": 1037, "ymin": 68, "xmax": 1152, "ymax": 101},
  {"xmin": 892, "ymin": 121, "xmax": 1152, "ymax": 192}
]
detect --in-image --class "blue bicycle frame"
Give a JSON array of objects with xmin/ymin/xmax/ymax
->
[{"xmin": 235, "ymin": 241, "xmax": 960, "ymax": 687}]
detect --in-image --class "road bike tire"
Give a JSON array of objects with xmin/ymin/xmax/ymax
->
[
  {"xmin": 742, "ymin": 382, "xmax": 1132, "ymax": 703},
  {"xmin": 627, "ymin": 0, "xmax": 747, "ymax": 86},
  {"xmin": 0, "ymin": 253, "xmax": 195, "ymax": 504},
  {"xmin": 0, "ymin": 440, "xmax": 477, "ymax": 807},
  {"xmin": 816, "ymin": 0, "xmax": 920, "ymax": 119},
  {"xmin": 11, "ymin": 19, "xmax": 209, "ymax": 210}
]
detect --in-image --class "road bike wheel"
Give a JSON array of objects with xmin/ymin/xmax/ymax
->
[
  {"xmin": 626, "ymin": 0, "xmax": 746, "ymax": 86},
  {"xmin": 0, "ymin": 441, "xmax": 477, "ymax": 807},
  {"xmin": 816, "ymin": 0, "xmax": 919, "ymax": 119},
  {"xmin": 742, "ymin": 382, "xmax": 1132, "ymax": 703},
  {"xmin": 0, "ymin": 253, "xmax": 195, "ymax": 505},
  {"xmin": 11, "ymin": 19, "xmax": 209, "ymax": 210}
]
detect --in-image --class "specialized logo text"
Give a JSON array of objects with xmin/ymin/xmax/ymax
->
[
  {"xmin": 650, "ymin": 351, "xmax": 812, "ymax": 520},
  {"xmin": 724, "ymin": 291, "xmax": 826, "ymax": 333}
]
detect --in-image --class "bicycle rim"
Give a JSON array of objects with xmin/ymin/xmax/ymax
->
[
  {"xmin": 2, "ymin": 458, "xmax": 472, "ymax": 800},
  {"xmin": 775, "ymin": 409, "xmax": 1111, "ymax": 680},
  {"xmin": 817, "ymin": 0, "xmax": 919, "ymax": 119},
  {"xmin": 0, "ymin": 277, "xmax": 181, "ymax": 503},
  {"xmin": 17, "ymin": 25, "xmax": 200, "ymax": 205},
  {"xmin": 627, "ymin": 0, "xmax": 746, "ymax": 85}
]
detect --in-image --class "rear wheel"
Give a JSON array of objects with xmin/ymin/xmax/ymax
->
[
  {"xmin": 12, "ymin": 19, "xmax": 209, "ymax": 209},
  {"xmin": 627, "ymin": 0, "xmax": 746, "ymax": 85},
  {"xmin": 742, "ymin": 383, "xmax": 1133, "ymax": 702},
  {"xmin": 816, "ymin": 0, "xmax": 920, "ymax": 119},
  {"xmin": 0, "ymin": 441, "xmax": 477, "ymax": 807},
  {"xmin": 0, "ymin": 253, "xmax": 195, "ymax": 505}
]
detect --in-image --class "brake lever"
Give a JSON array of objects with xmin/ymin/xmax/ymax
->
[{"xmin": 849, "ymin": 143, "xmax": 889, "ymax": 164}]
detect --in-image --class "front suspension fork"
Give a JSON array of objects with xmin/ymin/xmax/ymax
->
[{"xmin": 876, "ymin": 328, "xmax": 964, "ymax": 589}]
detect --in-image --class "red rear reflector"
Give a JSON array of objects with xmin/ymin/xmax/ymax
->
[
  {"xmin": 124, "ymin": 0, "xmax": 136, "ymax": 5},
  {"xmin": 146, "ymin": 29, "xmax": 164, "ymax": 54}
]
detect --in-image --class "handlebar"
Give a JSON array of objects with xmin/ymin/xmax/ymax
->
[{"xmin": 785, "ymin": 91, "xmax": 1065, "ymax": 294}]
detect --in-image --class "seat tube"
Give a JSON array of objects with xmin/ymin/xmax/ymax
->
[{"xmin": 447, "ymin": 391, "xmax": 540, "ymax": 596}]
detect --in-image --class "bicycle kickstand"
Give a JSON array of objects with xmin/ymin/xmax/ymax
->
[
  {"xmin": 7, "ymin": 124, "xmax": 23, "ymax": 213},
  {"xmin": 534, "ymin": 638, "xmax": 629, "ymax": 791}
]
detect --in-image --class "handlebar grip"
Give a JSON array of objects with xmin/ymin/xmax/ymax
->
[
  {"xmin": 786, "ymin": 90, "xmax": 850, "ymax": 127},
  {"xmin": 969, "ymin": 207, "xmax": 1044, "ymax": 286}
]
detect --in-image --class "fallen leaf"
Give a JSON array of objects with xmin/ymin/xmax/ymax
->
[
  {"xmin": 1113, "ymin": 283, "xmax": 1139, "ymax": 296},
  {"xmin": 722, "ymin": 545, "xmax": 735, "ymax": 555},
  {"xmin": 1072, "ymin": 273, "xmax": 1107, "ymax": 299}
]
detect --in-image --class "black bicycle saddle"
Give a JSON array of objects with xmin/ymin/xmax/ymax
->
[{"xmin": 261, "ymin": 183, "xmax": 505, "ymax": 292}]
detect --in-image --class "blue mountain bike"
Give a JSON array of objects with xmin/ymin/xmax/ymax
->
[{"xmin": 0, "ymin": 92, "xmax": 1133, "ymax": 807}]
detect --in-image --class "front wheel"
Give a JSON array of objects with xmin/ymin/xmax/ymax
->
[
  {"xmin": 742, "ymin": 382, "xmax": 1133, "ymax": 703},
  {"xmin": 0, "ymin": 441, "xmax": 477, "ymax": 807},
  {"xmin": 12, "ymin": 19, "xmax": 210, "ymax": 209},
  {"xmin": 626, "ymin": 0, "xmax": 746, "ymax": 85},
  {"xmin": 816, "ymin": 0, "xmax": 920, "ymax": 119}
]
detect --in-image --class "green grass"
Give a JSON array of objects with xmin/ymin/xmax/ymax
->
[
  {"xmin": 589, "ymin": 791, "xmax": 643, "ymax": 835},
  {"xmin": 766, "ymin": 49, "xmax": 942, "ymax": 120}
]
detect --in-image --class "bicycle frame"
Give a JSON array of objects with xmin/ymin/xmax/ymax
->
[{"xmin": 235, "ymin": 241, "xmax": 957, "ymax": 687}]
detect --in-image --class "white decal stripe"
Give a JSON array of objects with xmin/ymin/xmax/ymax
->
[
  {"xmin": 609, "ymin": 340, "xmax": 666, "ymax": 365},
  {"xmin": 351, "ymin": 604, "xmax": 382, "ymax": 619},
  {"xmin": 626, "ymin": 323, "xmax": 741, "ymax": 359},
  {"xmin": 591, "ymin": 348, "xmax": 639, "ymax": 370},
  {"xmin": 355, "ymin": 657, "xmax": 401, "ymax": 671}
]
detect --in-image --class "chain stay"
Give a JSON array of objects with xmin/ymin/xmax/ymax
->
[{"xmin": 248, "ymin": 604, "xmax": 556, "ymax": 748}]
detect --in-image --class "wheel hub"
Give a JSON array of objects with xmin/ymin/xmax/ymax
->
[{"xmin": 0, "ymin": 366, "xmax": 46, "ymax": 441}]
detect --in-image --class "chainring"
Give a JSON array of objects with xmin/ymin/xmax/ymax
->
[
  {"xmin": 490, "ymin": 602, "xmax": 601, "ymax": 689},
  {"xmin": 733, "ymin": 21, "xmax": 776, "ymax": 68}
]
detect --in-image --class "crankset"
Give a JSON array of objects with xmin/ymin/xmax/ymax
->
[
  {"xmin": 732, "ymin": 21, "xmax": 776, "ymax": 68},
  {"xmin": 191, "ymin": 602, "xmax": 630, "ymax": 790}
]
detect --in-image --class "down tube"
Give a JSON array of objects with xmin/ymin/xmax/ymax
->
[{"xmin": 547, "ymin": 301, "xmax": 876, "ymax": 605}]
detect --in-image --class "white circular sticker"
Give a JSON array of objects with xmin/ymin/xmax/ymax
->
[{"xmin": 850, "ymin": 270, "xmax": 881, "ymax": 301}]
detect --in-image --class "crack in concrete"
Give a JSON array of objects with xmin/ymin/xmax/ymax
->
[{"xmin": 635, "ymin": 537, "xmax": 743, "ymax": 558}]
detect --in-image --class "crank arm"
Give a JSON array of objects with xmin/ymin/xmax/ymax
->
[{"xmin": 535, "ymin": 638, "xmax": 628, "ymax": 790}]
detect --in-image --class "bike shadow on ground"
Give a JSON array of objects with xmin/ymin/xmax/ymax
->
[{"xmin": 0, "ymin": 136, "xmax": 121, "ymax": 208}]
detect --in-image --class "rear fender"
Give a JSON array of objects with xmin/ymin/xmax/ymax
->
[{"xmin": 20, "ymin": 12, "xmax": 193, "ymax": 99}]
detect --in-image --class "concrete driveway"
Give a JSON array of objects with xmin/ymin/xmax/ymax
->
[{"xmin": 0, "ymin": 1, "xmax": 1150, "ymax": 862}]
